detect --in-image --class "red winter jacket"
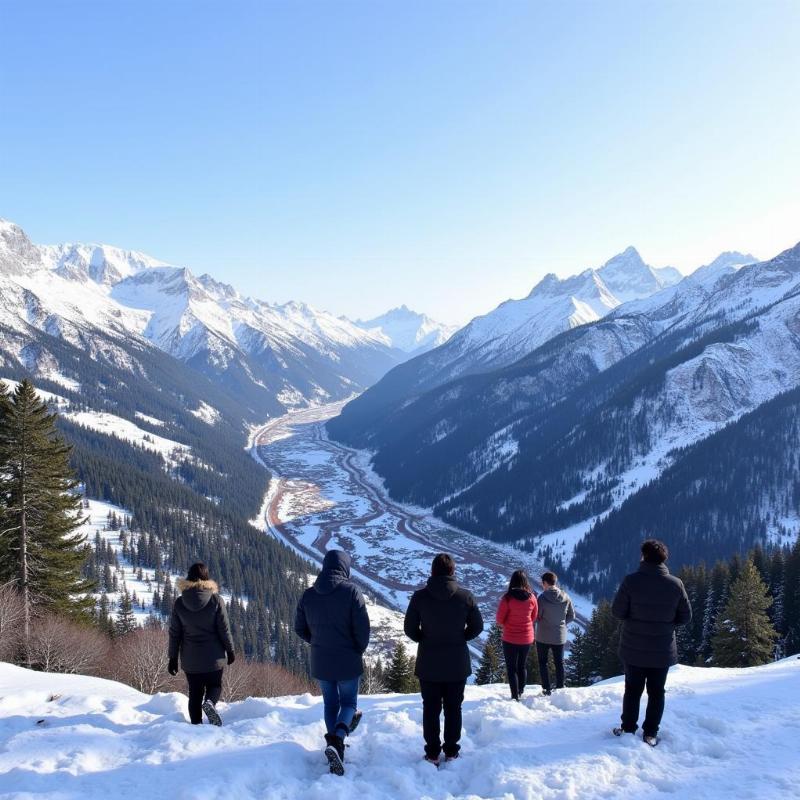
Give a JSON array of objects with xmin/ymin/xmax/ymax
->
[{"xmin": 495, "ymin": 589, "xmax": 539, "ymax": 645}]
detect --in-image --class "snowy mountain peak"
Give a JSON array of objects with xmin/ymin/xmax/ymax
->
[
  {"xmin": 39, "ymin": 242, "xmax": 173, "ymax": 287},
  {"xmin": 704, "ymin": 251, "xmax": 758, "ymax": 271},
  {"xmin": 355, "ymin": 306, "xmax": 457, "ymax": 354},
  {"xmin": 0, "ymin": 218, "xmax": 42, "ymax": 274}
]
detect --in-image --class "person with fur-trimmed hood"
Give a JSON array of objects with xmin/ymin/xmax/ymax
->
[
  {"xmin": 294, "ymin": 549, "xmax": 371, "ymax": 776},
  {"xmin": 168, "ymin": 562, "xmax": 235, "ymax": 726}
]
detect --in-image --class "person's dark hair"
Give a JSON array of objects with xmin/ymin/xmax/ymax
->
[
  {"xmin": 506, "ymin": 569, "xmax": 531, "ymax": 597},
  {"xmin": 431, "ymin": 553, "xmax": 455, "ymax": 577},
  {"xmin": 541, "ymin": 571, "xmax": 558, "ymax": 586},
  {"xmin": 641, "ymin": 539, "xmax": 669, "ymax": 565},
  {"xmin": 187, "ymin": 562, "xmax": 210, "ymax": 582}
]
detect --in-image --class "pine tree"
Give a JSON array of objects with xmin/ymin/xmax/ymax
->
[
  {"xmin": 0, "ymin": 379, "xmax": 92, "ymax": 662},
  {"xmin": 475, "ymin": 623, "xmax": 506, "ymax": 685},
  {"xmin": 712, "ymin": 561, "xmax": 779, "ymax": 667},
  {"xmin": 385, "ymin": 641, "xmax": 415, "ymax": 693},
  {"xmin": 116, "ymin": 588, "xmax": 137, "ymax": 636},
  {"xmin": 565, "ymin": 626, "xmax": 592, "ymax": 687},
  {"xmin": 583, "ymin": 600, "xmax": 622, "ymax": 681},
  {"xmin": 782, "ymin": 539, "xmax": 800, "ymax": 656}
]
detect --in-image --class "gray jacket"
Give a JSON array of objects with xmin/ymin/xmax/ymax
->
[
  {"xmin": 168, "ymin": 579, "xmax": 235, "ymax": 673},
  {"xmin": 536, "ymin": 586, "xmax": 575, "ymax": 645}
]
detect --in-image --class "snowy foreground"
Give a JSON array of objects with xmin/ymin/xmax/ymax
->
[{"xmin": 1, "ymin": 660, "xmax": 799, "ymax": 800}]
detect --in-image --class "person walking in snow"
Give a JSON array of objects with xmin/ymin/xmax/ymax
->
[
  {"xmin": 536, "ymin": 571, "xmax": 575, "ymax": 695},
  {"xmin": 168, "ymin": 562, "xmax": 235, "ymax": 727},
  {"xmin": 611, "ymin": 539, "xmax": 692, "ymax": 746},
  {"xmin": 495, "ymin": 570, "xmax": 538, "ymax": 700},
  {"xmin": 404, "ymin": 553, "xmax": 484, "ymax": 766},
  {"xmin": 294, "ymin": 549, "xmax": 371, "ymax": 776}
]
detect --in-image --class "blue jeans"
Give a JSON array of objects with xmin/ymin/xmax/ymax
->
[{"xmin": 318, "ymin": 677, "xmax": 359, "ymax": 737}]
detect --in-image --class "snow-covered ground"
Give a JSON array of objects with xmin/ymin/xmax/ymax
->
[{"xmin": 1, "ymin": 658, "xmax": 798, "ymax": 799}]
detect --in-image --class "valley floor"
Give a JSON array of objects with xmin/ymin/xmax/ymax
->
[
  {"xmin": 1, "ymin": 658, "xmax": 798, "ymax": 799},
  {"xmin": 249, "ymin": 402, "xmax": 593, "ymax": 646}
]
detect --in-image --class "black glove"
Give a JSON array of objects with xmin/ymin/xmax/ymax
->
[
  {"xmin": 168, "ymin": 657, "xmax": 178, "ymax": 676},
  {"xmin": 227, "ymin": 651, "xmax": 236, "ymax": 665}
]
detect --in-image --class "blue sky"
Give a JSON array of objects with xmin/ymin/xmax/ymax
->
[{"xmin": 1, "ymin": 1, "xmax": 798, "ymax": 325}]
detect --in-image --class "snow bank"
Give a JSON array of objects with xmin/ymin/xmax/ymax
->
[{"xmin": 1, "ymin": 658, "xmax": 798, "ymax": 799}]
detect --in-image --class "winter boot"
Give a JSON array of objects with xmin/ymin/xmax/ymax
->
[
  {"xmin": 202, "ymin": 701, "xmax": 222, "ymax": 727},
  {"xmin": 348, "ymin": 710, "xmax": 363, "ymax": 734},
  {"xmin": 643, "ymin": 733, "xmax": 659, "ymax": 747},
  {"xmin": 423, "ymin": 755, "xmax": 440, "ymax": 768},
  {"xmin": 612, "ymin": 727, "xmax": 634, "ymax": 737},
  {"xmin": 324, "ymin": 733, "xmax": 345, "ymax": 776}
]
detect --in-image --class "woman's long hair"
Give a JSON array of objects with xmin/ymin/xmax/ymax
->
[{"xmin": 505, "ymin": 569, "xmax": 532, "ymax": 598}]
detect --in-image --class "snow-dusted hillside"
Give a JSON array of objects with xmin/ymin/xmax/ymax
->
[
  {"xmin": 355, "ymin": 305, "xmax": 457, "ymax": 354},
  {"xmin": 0, "ymin": 217, "xmax": 401, "ymax": 413},
  {"xmin": 1, "ymin": 658, "xmax": 798, "ymax": 799}
]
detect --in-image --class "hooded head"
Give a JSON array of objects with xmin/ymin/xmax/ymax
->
[
  {"xmin": 314, "ymin": 549, "xmax": 352, "ymax": 595},
  {"xmin": 177, "ymin": 576, "xmax": 219, "ymax": 611}
]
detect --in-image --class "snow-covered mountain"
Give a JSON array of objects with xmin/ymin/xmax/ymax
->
[
  {"xmin": 0, "ymin": 218, "xmax": 402, "ymax": 413},
  {"xmin": 355, "ymin": 305, "xmax": 457, "ymax": 355},
  {"xmin": 1, "ymin": 658, "xmax": 797, "ymax": 799},
  {"xmin": 363, "ymin": 247, "xmax": 693, "ymax": 400},
  {"xmin": 329, "ymin": 242, "xmax": 796, "ymax": 595}
]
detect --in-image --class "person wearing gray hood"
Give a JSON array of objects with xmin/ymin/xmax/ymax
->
[
  {"xmin": 168, "ymin": 562, "xmax": 235, "ymax": 726},
  {"xmin": 294, "ymin": 549, "xmax": 370, "ymax": 776},
  {"xmin": 536, "ymin": 571, "xmax": 575, "ymax": 695}
]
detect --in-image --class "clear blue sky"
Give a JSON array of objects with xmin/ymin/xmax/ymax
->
[{"xmin": 1, "ymin": 1, "xmax": 799, "ymax": 325}]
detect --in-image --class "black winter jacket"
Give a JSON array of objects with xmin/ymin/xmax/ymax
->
[
  {"xmin": 612, "ymin": 562, "xmax": 692, "ymax": 668},
  {"xmin": 168, "ymin": 579, "xmax": 235, "ymax": 674},
  {"xmin": 294, "ymin": 550, "xmax": 371, "ymax": 681},
  {"xmin": 404, "ymin": 575, "xmax": 484, "ymax": 682}
]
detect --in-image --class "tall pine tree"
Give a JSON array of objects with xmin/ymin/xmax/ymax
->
[
  {"xmin": 385, "ymin": 642, "xmax": 416, "ymax": 693},
  {"xmin": 712, "ymin": 560, "xmax": 779, "ymax": 667},
  {"xmin": 0, "ymin": 380, "xmax": 92, "ymax": 662},
  {"xmin": 475, "ymin": 623, "xmax": 507, "ymax": 685}
]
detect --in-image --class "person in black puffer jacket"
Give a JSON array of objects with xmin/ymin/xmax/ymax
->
[
  {"xmin": 611, "ymin": 539, "xmax": 692, "ymax": 746},
  {"xmin": 404, "ymin": 553, "xmax": 484, "ymax": 764},
  {"xmin": 294, "ymin": 549, "xmax": 370, "ymax": 776},
  {"xmin": 168, "ymin": 562, "xmax": 235, "ymax": 726}
]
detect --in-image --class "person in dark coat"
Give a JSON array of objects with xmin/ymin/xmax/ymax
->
[
  {"xmin": 535, "ymin": 571, "xmax": 575, "ymax": 695},
  {"xmin": 168, "ymin": 562, "xmax": 235, "ymax": 726},
  {"xmin": 404, "ymin": 553, "xmax": 484, "ymax": 765},
  {"xmin": 611, "ymin": 539, "xmax": 692, "ymax": 746},
  {"xmin": 294, "ymin": 549, "xmax": 370, "ymax": 776}
]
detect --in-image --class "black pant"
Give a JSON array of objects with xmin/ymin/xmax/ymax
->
[
  {"xmin": 502, "ymin": 641, "xmax": 531, "ymax": 699},
  {"xmin": 536, "ymin": 642, "xmax": 565, "ymax": 691},
  {"xmin": 620, "ymin": 664, "xmax": 669, "ymax": 736},
  {"xmin": 419, "ymin": 679, "xmax": 466, "ymax": 758},
  {"xmin": 186, "ymin": 669, "xmax": 223, "ymax": 724}
]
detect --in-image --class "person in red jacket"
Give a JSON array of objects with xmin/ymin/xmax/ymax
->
[{"xmin": 495, "ymin": 570, "xmax": 538, "ymax": 700}]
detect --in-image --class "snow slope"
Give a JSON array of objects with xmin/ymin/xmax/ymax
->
[{"xmin": 1, "ymin": 658, "xmax": 798, "ymax": 799}]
